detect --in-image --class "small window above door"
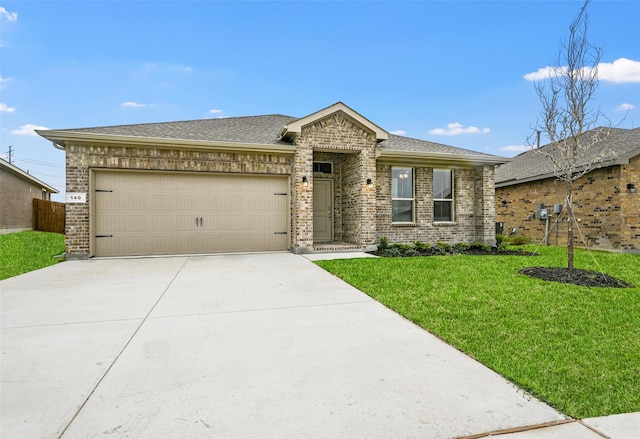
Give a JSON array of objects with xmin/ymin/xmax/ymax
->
[{"xmin": 313, "ymin": 162, "xmax": 333, "ymax": 174}]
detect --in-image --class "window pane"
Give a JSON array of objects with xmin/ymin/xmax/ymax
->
[
  {"xmin": 434, "ymin": 201, "xmax": 452, "ymax": 222},
  {"xmin": 313, "ymin": 162, "xmax": 332, "ymax": 174},
  {"xmin": 393, "ymin": 200, "xmax": 414, "ymax": 222},
  {"xmin": 434, "ymin": 169, "xmax": 452, "ymax": 199},
  {"xmin": 392, "ymin": 167, "xmax": 413, "ymax": 199}
]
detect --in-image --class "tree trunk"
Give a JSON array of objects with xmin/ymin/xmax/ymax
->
[{"xmin": 566, "ymin": 186, "xmax": 574, "ymax": 271}]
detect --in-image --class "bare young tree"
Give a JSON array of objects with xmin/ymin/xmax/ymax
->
[{"xmin": 531, "ymin": 0, "xmax": 613, "ymax": 270}]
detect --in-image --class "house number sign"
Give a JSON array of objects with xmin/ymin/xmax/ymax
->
[{"xmin": 66, "ymin": 192, "xmax": 87, "ymax": 203}]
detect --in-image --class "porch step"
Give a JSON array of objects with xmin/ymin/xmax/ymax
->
[{"xmin": 312, "ymin": 242, "xmax": 366, "ymax": 253}]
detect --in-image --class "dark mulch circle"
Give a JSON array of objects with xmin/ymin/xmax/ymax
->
[{"xmin": 519, "ymin": 267, "xmax": 634, "ymax": 288}]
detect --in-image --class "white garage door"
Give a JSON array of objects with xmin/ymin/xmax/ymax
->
[{"xmin": 93, "ymin": 171, "xmax": 290, "ymax": 257}]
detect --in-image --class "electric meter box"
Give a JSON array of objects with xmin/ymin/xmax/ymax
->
[{"xmin": 539, "ymin": 208, "xmax": 549, "ymax": 220}]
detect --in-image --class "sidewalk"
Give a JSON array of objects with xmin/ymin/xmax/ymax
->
[{"xmin": 306, "ymin": 253, "xmax": 640, "ymax": 439}]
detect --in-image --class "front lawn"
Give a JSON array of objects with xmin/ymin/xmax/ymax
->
[
  {"xmin": 0, "ymin": 231, "xmax": 65, "ymax": 280},
  {"xmin": 315, "ymin": 246, "xmax": 640, "ymax": 419}
]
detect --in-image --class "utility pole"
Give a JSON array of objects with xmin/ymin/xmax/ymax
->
[{"xmin": 7, "ymin": 145, "xmax": 13, "ymax": 163}]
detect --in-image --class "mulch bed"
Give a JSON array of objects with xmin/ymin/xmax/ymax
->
[
  {"xmin": 519, "ymin": 267, "xmax": 634, "ymax": 288},
  {"xmin": 465, "ymin": 248, "xmax": 534, "ymax": 256}
]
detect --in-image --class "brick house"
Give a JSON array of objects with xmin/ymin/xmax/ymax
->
[
  {"xmin": 37, "ymin": 102, "xmax": 506, "ymax": 259},
  {"xmin": 495, "ymin": 127, "xmax": 640, "ymax": 252},
  {"xmin": 0, "ymin": 158, "xmax": 59, "ymax": 233}
]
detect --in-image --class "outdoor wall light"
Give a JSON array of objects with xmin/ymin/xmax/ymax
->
[
  {"xmin": 366, "ymin": 178, "xmax": 373, "ymax": 188},
  {"xmin": 302, "ymin": 176, "xmax": 308, "ymax": 187},
  {"xmin": 628, "ymin": 183, "xmax": 637, "ymax": 193}
]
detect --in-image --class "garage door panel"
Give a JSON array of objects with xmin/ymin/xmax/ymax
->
[{"xmin": 94, "ymin": 171, "xmax": 289, "ymax": 257}]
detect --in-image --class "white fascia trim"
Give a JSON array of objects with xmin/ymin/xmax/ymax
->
[
  {"xmin": 377, "ymin": 149, "xmax": 509, "ymax": 167},
  {"xmin": 281, "ymin": 102, "xmax": 389, "ymax": 141},
  {"xmin": 37, "ymin": 131, "xmax": 297, "ymax": 154}
]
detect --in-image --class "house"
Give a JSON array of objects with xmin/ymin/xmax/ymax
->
[
  {"xmin": 0, "ymin": 158, "xmax": 59, "ymax": 233},
  {"xmin": 495, "ymin": 127, "xmax": 640, "ymax": 252},
  {"xmin": 37, "ymin": 102, "xmax": 506, "ymax": 259}
]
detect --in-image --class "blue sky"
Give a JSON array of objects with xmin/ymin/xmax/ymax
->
[{"xmin": 1, "ymin": 0, "xmax": 639, "ymax": 201}]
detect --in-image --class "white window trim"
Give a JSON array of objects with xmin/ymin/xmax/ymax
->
[
  {"xmin": 433, "ymin": 169, "xmax": 455, "ymax": 223},
  {"xmin": 392, "ymin": 167, "xmax": 415, "ymax": 224}
]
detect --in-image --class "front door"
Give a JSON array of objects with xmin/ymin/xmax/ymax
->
[{"xmin": 313, "ymin": 179, "xmax": 333, "ymax": 242}]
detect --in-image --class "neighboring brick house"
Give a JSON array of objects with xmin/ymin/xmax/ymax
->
[
  {"xmin": 495, "ymin": 127, "xmax": 640, "ymax": 252},
  {"xmin": 0, "ymin": 158, "xmax": 59, "ymax": 233},
  {"xmin": 37, "ymin": 102, "xmax": 506, "ymax": 259}
]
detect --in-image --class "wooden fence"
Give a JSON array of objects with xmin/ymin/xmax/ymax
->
[{"xmin": 32, "ymin": 199, "xmax": 65, "ymax": 233}]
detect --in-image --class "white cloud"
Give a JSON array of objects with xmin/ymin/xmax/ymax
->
[
  {"xmin": 0, "ymin": 7, "xmax": 18, "ymax": 22},
  {"xmin": 390, "ymin": 130, "xmax": 406, "ymax": 136},
  {"xmin": 598, "ymin": 58, "xmax": 640, "ymax": 83},
  {"xmin": 11, "ymin": 124, "xmax": 50, "ymax": 136},
  {"xmin": 428, "ymin": 122, "xmax": 490, "ymax": 136},
  {"xmin": 524, "ymin": 58, "xmax": 640, "ymax": 84},
  {"xmin": 523, "ymin": 66, "xmax": 560, "ymax": 82},
  {"xmin": 500, "ymin": 144, "xmax": 531, "ymax": 153},
  {"xmin": 209, "ymin": 108, "xmax": 222, "ymax": 114},
  {"xmin": 616, "ymin": 103, "xmax": 635, "ymax": 112},
  {"xmin": 122, "ymin": 101, "xmax": 150, "ymax": 108},
  {"xmin": 0, "ymin": 103, "xmax": 15, "ymax": 113}
]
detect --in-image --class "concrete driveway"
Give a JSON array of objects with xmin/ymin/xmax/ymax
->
[{"xmin": 0, "ymin": 253, "xmax": 630, "ymax": 438}]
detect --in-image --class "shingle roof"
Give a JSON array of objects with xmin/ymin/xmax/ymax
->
[
  {"xmin": 495, "ymin": 127, "xmax": 640, "ymax": 186},
  {"xmin": 39, "ymin": 111, "xmax": 506, "ymax": 164},
  {"xmin": 58, "ymin": 114, "xmax": 297, "ymax": 146},
  {"xmin": 380, "ymin": 134, "xmax": 503, "ymax": 160}
]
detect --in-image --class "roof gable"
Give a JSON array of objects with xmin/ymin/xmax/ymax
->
[{"xmin": 279, "ymin": 102, "xmax": 388, "ymax": 142}]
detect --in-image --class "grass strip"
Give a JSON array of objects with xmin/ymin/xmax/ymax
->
[{"xmin": 0, "ymin": 231, "xmax": 66, "ymax": 280}]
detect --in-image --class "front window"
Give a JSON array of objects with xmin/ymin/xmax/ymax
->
[
  {"xmin": 392, "ymin": 167, "xmax": 414, "ymax": 222},
  {"xmin": 434, "ymin": 169, "xmax": 453, "ymax": 222}
]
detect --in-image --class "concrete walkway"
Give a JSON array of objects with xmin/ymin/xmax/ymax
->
[{"xmin": 1, "ymin": 252, "xmax": 637, "ymax": 438}]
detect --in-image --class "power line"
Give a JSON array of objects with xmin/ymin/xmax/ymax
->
[
  {"xmin": 31, "ymin": 172, "xmax": 64, "ymax": 180},
  {"xmin": 13, "ymin": 156, "xmax": 64, "ymax": 168}
]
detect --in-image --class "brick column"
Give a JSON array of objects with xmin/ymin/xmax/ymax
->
[
  {"xmin": 474, "ymin": 165, "xmax": 496, "ymax": 246},
  {"xmin": 65, "ymin": 144, "xmax": 91, "ymax": 259},
  {"xmin": 292, "ymin": 141, "xmax": 314, "ymax": 253},
  {"xmin": 360, "ymin": 146, "xmax": 378, "ymax": 248}
]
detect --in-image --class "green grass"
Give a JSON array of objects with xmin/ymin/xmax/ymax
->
[
  {"xmin": 0, "ymin": 231, "xmax": 66, "ymax": 280},
  {"xmin": 315, "ymin": 246, "xmax": 640, "ymax": 419}
]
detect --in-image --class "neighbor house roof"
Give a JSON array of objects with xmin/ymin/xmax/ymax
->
[
  {"xmin": 495, "ymin": 127, "xmax": 640, "ymax": 187},
  {"xmin": 0, "ymin": 158, "xmax": 59, "ymax": 193},
  {"xmin": 37, "ymin": 103, "xmax": 507, "ymax": 166}
]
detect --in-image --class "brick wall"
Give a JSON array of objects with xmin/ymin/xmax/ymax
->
[
  {"xmin": 495, "ymin": 157, "xmax": 640, "ymax": 251},
  {"xmin": 0, "ymin": 168, "xmax": 47, "ymax": 231},
  {"xmin": 65, "ymin": 143, "xmax": 292, "ymax": 258},
  {"xmin": 620, "ymin": 155, "xmax": 640, "ymax": 250},
  {"xmin": 375, "ymin": 165, "xmax": 494, "ymax": 245}
]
